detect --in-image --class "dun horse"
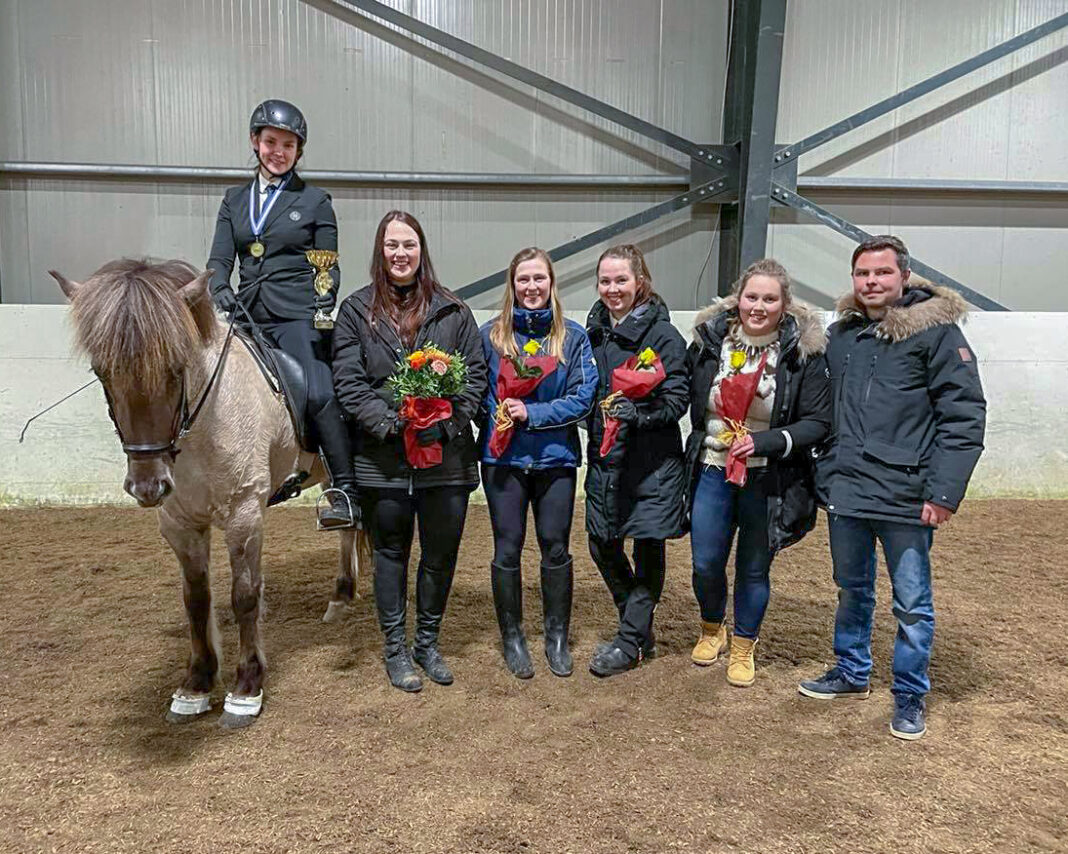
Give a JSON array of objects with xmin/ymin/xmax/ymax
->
[{"xmin": 53, "ymin": 258, "xmax": 367, "ymax": 728}]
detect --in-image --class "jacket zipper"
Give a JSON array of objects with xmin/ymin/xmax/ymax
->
[{"xmin": 863, "ymin": 355, "xmax": 878, "ymax": 404}]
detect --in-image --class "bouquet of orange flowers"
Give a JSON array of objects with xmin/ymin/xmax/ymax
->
[{"xmin": 387, "ymin": 343, "xmax": 468, "ymax": 468}]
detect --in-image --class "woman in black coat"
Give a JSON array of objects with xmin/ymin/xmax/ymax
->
[
  {"xmin": 585, "ymin": 244, "xmax": 689, "ymax": 677},
  {"xmin": 207, "ymin": 99, "xmax": 357, "ymax": 529},
  {"xmin": 686, "ymin": 259, "xmax": 830, "ymax": 687},
  {"xmin": 332, "ymin": 210, "xmax": 488, "ymax": 693}
]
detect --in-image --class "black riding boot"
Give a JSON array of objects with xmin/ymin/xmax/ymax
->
[
  {"xmin": 491, "ymin": 563, "xmax": 534, "ymax": 679},
  {"xmin": 312, "ymin": 399, "xmax": 360, "ymax": 530},
  {"xmin": 541, "ymin": 559, "xmax": 573, "ymax": 677},
  {"xmin": 375, "ymin": 558, "xmax": 421, "ymax": 693},
  {"xmin": 412, "ymin": 564, "xmax": 456, "ymax": 685}
]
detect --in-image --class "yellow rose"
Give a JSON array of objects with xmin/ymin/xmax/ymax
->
[
  {"xmin": 523, "ymin": 339, "xmax": 541, "ymax": 355},
  {"xmin": 729, "ymin": 350, "xmax": 747, "ymax": 370},
  {"xmin": 637, "ymin": 347, "xmax": 656, "ymax": 367}
]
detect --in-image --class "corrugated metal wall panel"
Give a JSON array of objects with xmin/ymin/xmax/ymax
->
[
  {"xmin": 2, "ymin": 0, "xmax": 1065, "ymax": 310},
  {"xmin": 771, "ymin": 0, "xmax": 1067, "ymax": 310},
  {"xmin": 2, "ymin": 0, "xmax": 726, "ymax": 308}
]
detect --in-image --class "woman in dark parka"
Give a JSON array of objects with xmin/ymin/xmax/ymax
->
[
  {"xmin": 685, "ymin": 259, "xmax": 831, "ymax": 687},
  {"xmin": 332, "ymin": 210, "xmax": 488, "ymax": 693},
  {"xmin": 584, "ymin": 244, "xmax": 689, "ymax": 677}
]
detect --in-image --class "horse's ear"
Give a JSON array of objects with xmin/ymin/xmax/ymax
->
[
  {"xmin": 178, "ymin": 270, "xmax": 213, "ymax": 305},
  {"xmin": 49, "ymin": 270, "xmax": 82, "ymax": 301}
]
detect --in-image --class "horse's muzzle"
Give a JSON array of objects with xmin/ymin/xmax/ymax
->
[{"xmin": 125, "ymin": 475, "xmax": 173, "ymax": 507}]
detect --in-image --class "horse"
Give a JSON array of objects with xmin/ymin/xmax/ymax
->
[{"xmin": 52, "ymin": 258, "xmax": 368, "ymax": 728}]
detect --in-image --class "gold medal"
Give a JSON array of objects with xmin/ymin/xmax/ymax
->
[{"xmin": 249, "ymin": 241, "xmax": 265, "ymax": 258}]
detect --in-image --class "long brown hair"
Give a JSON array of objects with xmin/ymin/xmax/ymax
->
[
  {"xmin": 368, "ymin": 210, "xmax": 447, "ymax": 348},
  {"xmin": 596, "ymin": 244, "xmax": 656, "ymax": 307},
  {"xmin": 489, "ymin": 247, "xmax": 567, "ymax": 362}
]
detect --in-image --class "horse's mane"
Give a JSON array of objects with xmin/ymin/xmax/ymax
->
[{"xmin": 69, "ymin": 258, "xmax": 218, "ymax": 392}]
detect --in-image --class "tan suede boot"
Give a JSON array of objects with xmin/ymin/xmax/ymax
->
[
  {"xmin": 691, "ymin": 621, "xmax": 728, "ymax": 666},
  {"xmin": 726, "ymin": 635, "xmax": 757, "ymax": 687}
]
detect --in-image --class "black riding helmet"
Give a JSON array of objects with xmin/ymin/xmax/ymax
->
[{"xmin": 249, "ymin": 99, "xmax": 308, "ymax": 144}]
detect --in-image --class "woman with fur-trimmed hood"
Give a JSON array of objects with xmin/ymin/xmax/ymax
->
[{"xmin": 685, "ymin": 259, "xmax": 831, "ymax": 687}]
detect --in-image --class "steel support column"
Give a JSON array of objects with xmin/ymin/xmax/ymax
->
[{"xmin": 717, "ymin": 0, "xmax": 786, "ymax": 296}]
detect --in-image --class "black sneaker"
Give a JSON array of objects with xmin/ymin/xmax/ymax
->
[
  {"xmin": 316, "ymin": 487, "xmax": 359, "ymax": 530},
  {"xmin": 890, "ymin": 693, "xmax": 927, "ymax": 740},
  {"xmin": 798, "ymin": 667, "xmax": 871, "ymax": 700}
]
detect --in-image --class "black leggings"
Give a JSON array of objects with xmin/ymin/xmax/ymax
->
[
  {"xmin": 361, "ymin": 486, "xmax": 471, "ymax": 647},
  {"xmin": 481, "ymin": 464, "xmax": 577, "ymax": 569}
]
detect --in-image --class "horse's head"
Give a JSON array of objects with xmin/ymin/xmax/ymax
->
[{"xmin": 52, "ymin": 259, "xmax": 217, "ymax": 507}]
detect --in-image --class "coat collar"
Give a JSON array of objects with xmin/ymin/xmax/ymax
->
[
  {"xmin": 513, "ymin": 307, "xmax": 554, "ymax": 337},
  {"xmin": 692, "ymin": 294, "xmax": 826, "ymax": 359},
  {"xmin": 834, "ymin": 284, "xmax": 968, "ymax": 342},
  {"xmin": 587, "ymin": 296, "xmax": 671, "ymax": 344}
]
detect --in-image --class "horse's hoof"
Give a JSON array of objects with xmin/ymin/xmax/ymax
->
[
  {"xmin": 322, "ymin": 600, "xmax": 353, "ymax": 623},
  {"xmin": 165, "ymin": 692, "xmax": 211, "ymax": 724},
  {"xmin": 218, "ymin": 691, "xmax": 262, "ymax": 729},
  {"xmin": 219, "ymin": 710, "xmax": 259, "ymax": 729}
]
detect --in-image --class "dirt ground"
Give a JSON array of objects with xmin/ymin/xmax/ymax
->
[{"xmin": 0, "ymin": 500, "xmax": 1065, "ymax": 854}]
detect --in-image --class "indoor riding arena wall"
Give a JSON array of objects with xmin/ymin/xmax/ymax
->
[{"xmin": 1, "ymin": 306, "xmax": 1065, "ymax": 505}]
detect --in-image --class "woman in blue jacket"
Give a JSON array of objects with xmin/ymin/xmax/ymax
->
[{"xmin": 480, "ymin": 247, "xmax": 597, "ymax": 679}]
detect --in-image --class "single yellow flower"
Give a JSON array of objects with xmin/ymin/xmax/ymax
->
[
  {"xmin": 729, "ymin": 350, "xmax": 747, "ymax": 370},
  {"xmin": 523, "ymin": 339, "xmax": 541, "ymax": 355},
  {"xmin": 637, "ymin": 347, "xmax": 656, "ymax": 367}
]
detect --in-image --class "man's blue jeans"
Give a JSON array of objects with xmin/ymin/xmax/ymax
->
[
  {"xmin": 829, "ymin": 513, "xmax": 935, "ymax": 696},
  {"xmin": 690, "ymin": 465, "xmax": 772, "ymax": 639}
]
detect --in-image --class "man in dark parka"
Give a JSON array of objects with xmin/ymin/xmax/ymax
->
[{"xmin": 799, "ymin": 235, "xmax": 986, "ymax": 742}]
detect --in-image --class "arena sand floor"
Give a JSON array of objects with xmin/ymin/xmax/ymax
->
[{"xmin": 0, "ymin": 500, "xmax": 1065, "ymax": 853}]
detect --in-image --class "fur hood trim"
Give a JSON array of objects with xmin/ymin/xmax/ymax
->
[
  {"xmin": 834, "ymin": 285, "xmax": 968, "ymax": 342},
  {"xmin": 692, "ymin": 294, "xmax": 826, "ymax": 358}
]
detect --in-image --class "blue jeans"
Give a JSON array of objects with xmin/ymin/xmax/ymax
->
[
  {"xmin": 829, "ymin": 514, "xmax": 935, "ymax": 697},
  {"xmin": 689, "ymin": 465, "xmax": 772, "ymax": 639}
]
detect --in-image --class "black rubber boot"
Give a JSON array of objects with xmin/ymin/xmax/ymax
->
[
  {"xmin": 412, "ymin": 564, "xmax": 455, "ymax": 685},
  {"xmin": 491, "ymin": 563, "xmax": 534, "ymax": 679},
  {"xmin": 541, "ymin": 559, "xmax": 573, "ymax": 677},
  {"xmin": 312, "ymin": 399, "xmax": 360, "ymax": 530}
]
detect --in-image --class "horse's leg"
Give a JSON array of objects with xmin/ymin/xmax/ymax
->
[
  {"xmin": 323, "ymin": 529, "xmax": 362, "ymax": 622},
  {"xmin": 159, "ymin": 511, "xmax": 218, "ymax": 724},
  {"xmin": 219, "ymin": 503, "xmax": 267, "ymax": 729}
]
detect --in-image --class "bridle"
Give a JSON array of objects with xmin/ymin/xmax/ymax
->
[{"xmin": 100, "ymin": 316, "xmax": 237, "ymax": 460}]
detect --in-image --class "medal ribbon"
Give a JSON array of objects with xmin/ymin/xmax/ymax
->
[{"xmin": 247, "ymin": 173, "xmax": 291, "ymax": 240}]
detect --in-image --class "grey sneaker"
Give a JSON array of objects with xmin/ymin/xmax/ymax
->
[{"xmin": 798, "ymin": 667, "xmax": 871, "ymax": 700}]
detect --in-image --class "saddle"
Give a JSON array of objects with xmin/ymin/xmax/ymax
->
[{"xmin": 236, "ymin": 326, "xmax": 314, "ymax": 453}]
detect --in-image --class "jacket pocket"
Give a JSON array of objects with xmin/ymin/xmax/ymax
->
[{"xmin": 861, "ymin": 439, "xmax": 919, "ymax": 469}]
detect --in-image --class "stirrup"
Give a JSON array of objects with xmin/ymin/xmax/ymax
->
[
  {"xmin": 267, "ymin": 470, "xmax": 310, "ymax": 507},
  {"xmin": 316, "ymin": 487, "xmax": 355, "ymax": 531}
]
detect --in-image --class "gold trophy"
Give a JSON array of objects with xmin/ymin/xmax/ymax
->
[{"xmin": 306, "ymin": 249, "xmax": 339, "ymax": 330}]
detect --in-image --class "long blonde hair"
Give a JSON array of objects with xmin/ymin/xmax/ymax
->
[{"xmin": 489, "ymin": 247, "xmax": 567, "ymax": 361}]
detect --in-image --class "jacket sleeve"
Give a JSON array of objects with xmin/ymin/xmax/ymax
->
[
  {"xmin": 924, "ymin": 325, "xmax": 986, "ymax": 511},
  {"xmin": 206, "ymin": 193, "xmax": 237, "ymax": 304},
  {"xmin": 332, "ymin": 301, "xmax": 399, "ymax": 440},
  {"xmin": 525, "ymin": 326, "xmax": 598, "ymax": 430},
  {"xmin": 312, "ymin": 191, "xmax": 340, "ymax": 311},
  {"xmin": 633, "ymin": 324, "xmax": 689, "ymax": 429},
  {"xmin": 480, "ymin": 326, "xmax": 499, "ymax": 428},
  {"xmin": 752, "ymin": 354, "xmax": 832, "ymax": 458},
  {"xmin": 441, "ymin": 305, "xmax": 489, "ymax": 441}
]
